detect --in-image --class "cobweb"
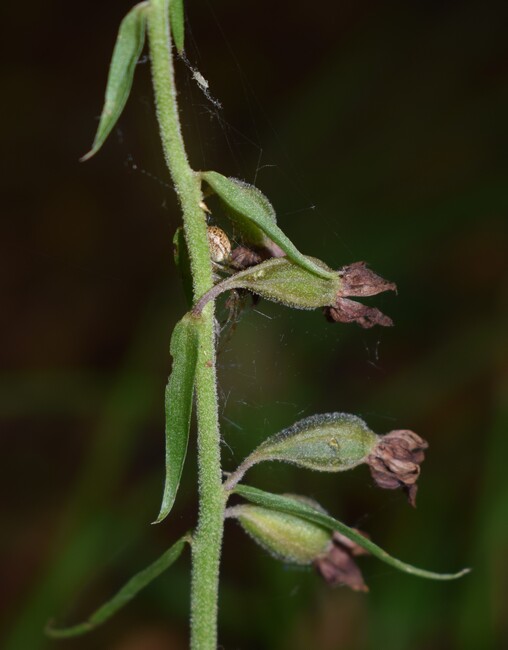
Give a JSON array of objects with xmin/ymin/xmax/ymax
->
[{"xmin": 115, "ymin": 1, "xmax": 395, "ymax": 523}]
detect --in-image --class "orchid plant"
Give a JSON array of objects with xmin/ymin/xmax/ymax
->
[{"xmin": 47, "ymin": 2, "xmax": 468, "ymax": 648}]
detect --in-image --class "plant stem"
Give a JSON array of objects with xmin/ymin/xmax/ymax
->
[
  {"xmin": 223, "ymin": 457, "xmax": 257, "ymax": 492},
  {"xmin": 147, "ymin": 2, "xmax": 224, "ymax": 648}
]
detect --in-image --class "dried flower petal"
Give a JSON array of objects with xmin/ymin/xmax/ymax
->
[
  {"xmin": 231, "ymin": 245, "xmax": 264, "ymax": 270},
  {"xmin": 367, "ymin": 430, "xmax": 429, "ymax": 506},
  {"xmin": 331, "ymin": 531, "xmax": 370, "ymax": 557},
  {"xmin": 325, "ymin": 299, "xmax": 393, "ymax": 328},
  {"xmin": 314, "ymin": 529, "xmax": 369, "ymax": 591},
  {"xmin": 323, "ymin": 261, "xmax": 396, "ymax": 328},
  {"xmin": 339, "ymin": 261, "xmax": 397, "ymax": 297}
]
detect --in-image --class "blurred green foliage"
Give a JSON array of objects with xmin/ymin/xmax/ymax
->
[{"xmin": 1, "ymin": 0, "xmax": 507, "ymax": 649}]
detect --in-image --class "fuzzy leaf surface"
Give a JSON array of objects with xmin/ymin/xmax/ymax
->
[
  {"xmin": 203, "ymin": 173, "xmax": 276, "ymax": 248},
  {"xmin": 46, "ymin": 536, "xmax": 188, "ymax": 638},
  {"xmin": 201, "ymin": 171, "xmax": 335, "ymax": 279},
  {"xmin": 235, "ymin": 485, "xmax": 470, "ymax": 581},
  {"xmin": 169, "ymin": 0, "xmax": 185, "ymax": 53},
  {"xmin": 82, "ymin": 3, "xmax": 147, "ymax": 161},
  {"xmin": 156, "ymin": 314, "xmax": 199, "ymax": 523}
]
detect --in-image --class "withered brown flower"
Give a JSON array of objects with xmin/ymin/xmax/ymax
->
[
  {"xmin": 367, "ymin": 430, "xmax": 429, "ymax": 507},
  {"xmin": 230, "ymin": 245, "xmax": 264, "ymax": 270},
  {"xmin": 324, "ymin": 261, "xmax": 396, "ymax": 329},
  {"xmin": 314, "ymin": 530, "xmax": 370, "ymax": 592},
  {"xmin": 224, "ymin": 252, "xmax": 395, "ymax": 329},
  {"xmin": 231, "ymin": 240, "xmax": 285, "ymax": 271}
]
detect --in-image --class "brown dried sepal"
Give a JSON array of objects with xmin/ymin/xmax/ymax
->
[
  {"xmin": 314, "ymin": 529, "xmax": 369, "ymax": 592},
  {"xmin": 367, "ymin": 430, "xmax": 429, "ymax": 507}
]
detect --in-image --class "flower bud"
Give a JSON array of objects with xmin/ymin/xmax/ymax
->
[
  {"xmin": 193, "ymin": 255, "xmax": 395, "ymax": 330},
  {"xmin": 193, "ymin": 257, "xmax": 341, "ymax": 315},
  {"xmin": 367, "ymin": 429, "xmax": 428, "ymax": 507},
  {"xmin": 248, "ymin": 413, "xmax": 378, "ymax": 473},
  {"xmin": 226, "ymin": 417, "xmax": 428, "ymax": 507},
  {"xmin": 231, "ymin": 257, "xmax": 340, "ymax": 309},
  {"xmin": 230, "ymin": 500, "xmax": 369, "ymax": 591},
  {"xmin": 232, "ymin": 501, "xmax": 331, "ymax": 565}
]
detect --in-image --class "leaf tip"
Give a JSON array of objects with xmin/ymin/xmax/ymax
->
[
  {"xmin": 457, "ymin": 567, "xmax": 472, "ymax": 578},
  {"xmin": 152, "ymin": 506, "xmax": 169, "ymax": 525},
  {"xmin": 151, "ymin": 512, "xmax": 166, "ymax": 526},
  {"xmin": 79, "ymin": 147, "xmax": 98, "ymax": 163},
  {"xmin": 44, "ymin": 619, "xmax": 92, "ymax": 639}
]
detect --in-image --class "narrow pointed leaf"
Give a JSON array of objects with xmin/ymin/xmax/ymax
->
[
  {"xmin": 46, "ymin": 535, "xmax": 189, "ymax": 638},
  {"xmin": 81, "ymin": 3, "xmax": 148, "ymax": 161},
  {"xmin": 169, "ymin": 0, "xmax": 185, "ymax": 53},
  {"xmin": 201, "ymin": 171, "xmax": 335, "ymax": 280},
  {"xmin": 155, "ymin": 314, "xmax": 199, "ymax": 523},
  {"xmin": 235, "ymin": 485, "xmax": 470, "ymax": 581}
]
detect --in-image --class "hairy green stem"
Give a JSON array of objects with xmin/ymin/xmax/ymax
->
[
  {"xmin": 147, "ymin": 1, "xmax": 224, "ymax": 648},
  {"xmin": 223, "ymin": 457, "xmax": 257, "ymax": 493}
]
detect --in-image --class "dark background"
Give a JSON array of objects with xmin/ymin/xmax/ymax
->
[{"xmin": 2, "ymin": 0, "xmax": 508, "ymax": 648}]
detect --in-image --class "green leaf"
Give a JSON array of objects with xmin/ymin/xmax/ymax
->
[
  {"xmin": 235, "ymin": 485, "xmax": 470, "ymax": 581},
  {"xmin": 46, "ymin": 535, "xmax": 189, "ymax": 638},
  {"xmin": 169, "ymin": 0, "xmax": 185, "ymax": 53},
  {"xmin": 155, "ymin": 314, "xmax": 199, "ymax": 523},
  {"xmin": 81, "ymin": 3, "xmax": 148, "ymax": 161},
  {"xmin": 204, "ymin": 173, "xmax": 276, "ymax": 248},
  {"xmin": 201, "ymin": 171, "xmax": 335, "ymax": 280}
]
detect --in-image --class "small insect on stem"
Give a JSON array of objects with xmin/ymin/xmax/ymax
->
[
  {"xmin": 204, "ymin": 226, "xmax": 260, "ymax": 341},
  {"xmin": 207, "ymin": 226, "xmax": 232, "ymax": 265}
]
